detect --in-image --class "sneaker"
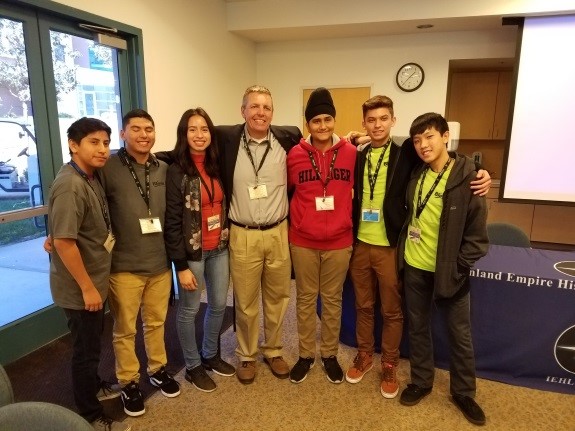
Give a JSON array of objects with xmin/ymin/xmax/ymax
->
[
  {"xmin": 91, "ymin": 414, "xmax": 131, "ymax": 431},
  {"xmin": 345, "ymin": 351, "xmax": 373, "ymax": 384},
  {"xmin": 321, "ymin": 356, "xmax": 344, "ymax": 384},
  {"xmin": 201, "ymin": 354, "xmax": 236, "ymax": 377},
  {"xmin": 120, "ymin": 381, "xmax": 145, "ymax": 417},
  {"xmin": 452, "ymin": 394, "xmax": 486, "ymax": 426},
  {"xmin": 263, "ymin": 356, "xmax": 290, "ymax": 379},
  {"xmin": 399, "ymin": 383, "xmax": 432, "ymax": 406},
  {"xmin": 289, "ymin": 357, "xmax": 315, "ymax": 384},
  {"xmin": 149, "ymin": 366, "xmax": 181, "ymax": 397},
  {"xmin": 380, "ymin": 362, "xmax": 399, "ymax": 399},
  {"xmin": 236, "ymin": 361, "xmax": 256, "ymax": 385},
  {"xmin": 185, "ymin": 365, "xmax": 216, "ymax": 392},
  {"xmin": 96, "ymin": 380, "xmax": 121, "ymax": 401}
]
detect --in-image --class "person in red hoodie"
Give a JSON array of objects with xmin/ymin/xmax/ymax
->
[{"xmin": 287, "ymin": 87, "xmax": 357, "ymax": 384}]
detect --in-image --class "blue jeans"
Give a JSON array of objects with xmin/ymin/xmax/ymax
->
[{"xmin": 176, "ymin": 248, "xmax": 229, "ymax": 370}]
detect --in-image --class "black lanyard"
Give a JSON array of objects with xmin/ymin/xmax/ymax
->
[
  {"xmin": 198, "ymin": 172, "xmax": 215, "ymax": 207},
  {"xmin": 68, "ymin": 160, "xmax": 111, "ymax": 230},
  {"xmin": 367, "ymin": 138, "xmax": 391, "ymax": 201},
  {"xmin": 118, "ymin": 148, "xmax": 152, "ymax": 216},
  {"xmin": 242, "ymin": 132, "xmax": 271, "ymax": 184},
  {"xmin": 307, "ymin": 148, "xmax": 339, "ymax": 197},
  {"xmin": 415, "ymin": 158, "xmax": 452, "ymax": 219}
]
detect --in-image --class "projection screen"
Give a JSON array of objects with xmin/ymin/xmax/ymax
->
[{"xmin": 501, "ymin": 14, "xmax": 575, "ymax": 205}]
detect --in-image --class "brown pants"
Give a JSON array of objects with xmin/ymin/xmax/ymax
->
[
  {"xmin": 290, "ymin": 244, "xmax": 352, "ymax": 358},
  {"xmin": 349, "ymin": 241, "xmax": 403, "ymax": 365}
]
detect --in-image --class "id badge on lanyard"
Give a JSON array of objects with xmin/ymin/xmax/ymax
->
[
  {"xmin": 104, "ymin": 232, "xmax": 116, "ymax": 253},
  {"xmin": 248, "ymin": 183, "xmax": 268, "ymax": 199},
  {"xmin": 207, "ymin": 214, "xmax": 221, "ymax": 231},
  {"xmin": 315, "ymin": 196, "xmax": 334, "ymax": 211},
  {"xmin": 139, "ymin": 217, "xmax": 162, "ymax": 234},
  {"xmin": 361, "ymin": 208, "xmax": 381, "ymax": 222},
  {"xmin": 408, "ymin": 224, "xmax": 421, "ymax": 244}
]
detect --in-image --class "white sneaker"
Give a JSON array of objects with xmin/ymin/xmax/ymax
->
[
  {"xmin": 96, "ymin": 380, "xmax": 121, "ymax": 401},
  {"xmin": 91, "ymin": 415, "xmax": 131, "ymax": 431}
]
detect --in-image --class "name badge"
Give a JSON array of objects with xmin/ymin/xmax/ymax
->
[
  {"xmin": 104, "ymin": 232, "xmax": 116, "ymax": 253},
  {"xmin": 408, "ymin": 225, "xmax": 421, "ymax": 244},
  {"xmin": 361, "ymin": 208, "xmax": 381, "ymax": 222},
  {"xmin": 315, "ymin": 196, "xmax": 335, "ymax": 211},
  {"xmin": 207, "ymin": 214, "xmax": 221, "ymax": 231},
  {"xmin": 139, "ymin": 217, "xmax": 162, "ymax": 234},
  {"xmin": 248, "ymin": 184, "xmax": 268, "ymax": 200}
]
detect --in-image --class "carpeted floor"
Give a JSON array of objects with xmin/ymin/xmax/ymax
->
[
  {"xmin": 5, "ymin": 285, "xmax": 575, "ymax": 430},
  {"xmin": 120, "ymin": 282, "xmax": 575, "ymax": 431},
  {"xmin": 4, "ymin": 301, "xmax": 234, "ymax": 420}
]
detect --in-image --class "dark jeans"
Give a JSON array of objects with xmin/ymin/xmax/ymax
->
[
  {"xmin": 403, "ymin": 263, "xmax": 476, "ymax": 397},
  {"xmin": 64, "ymin": 307, "xmax": 104, "ymax": 422}
]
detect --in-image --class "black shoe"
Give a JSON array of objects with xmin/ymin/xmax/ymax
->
[
  {"xmin": 452, "ymin": 394, "xmax": 486, "ymax": 426},
  {"xmin": 201, "ymin": 354, "xmax": 236, "ymax": 377},
  {"xmin": 289, "ymin": 357, "xmax": 315, "ymax": 384},
  {"xmin": 149, "ymin": 366, "xmax": 181, "ymax": 398},
  {"xmin": 120, "ymin": 381, "xmax": 145, "ymax": 417},
  {"xmin": 185, "ymin": 365, "xmax": 216, "ymax": 392},
  {"xmin": 321, "ymin": 356, "xmax": 343, "ymax": 384},
  {"xmin": 400, "ymin": 383, "xmax": 432, "ymax": 406}
]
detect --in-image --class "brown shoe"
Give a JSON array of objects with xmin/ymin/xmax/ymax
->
[
  {"xmin": 236, "ymin": 361, "xmax": 256, "ymax": 384},
  {"xmin": 345, "ymin": 351, "xmax": 373, "ymax": 384},
  {"xmin": 380, "ymin": 362, "xmax": 399, "ymax": 399},
  {"xmin": 264, "ymin": 356, "xmax": 290, "ymax": 379}
]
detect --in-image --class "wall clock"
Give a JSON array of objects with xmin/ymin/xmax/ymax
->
[{"xmin": 396, "ymin": 62, "xmax": 425, "ymax": 92}]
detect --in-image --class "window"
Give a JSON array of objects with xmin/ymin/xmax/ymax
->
[{"xmin": 0, "ymin": 0, "xmax": 146, "ymax": 364}]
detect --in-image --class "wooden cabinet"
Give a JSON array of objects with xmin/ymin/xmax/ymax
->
[
  {"xmin": 531, "ymin": 205, "xmax": 575, "ymax": 245},
  {"xmin": 486, "ymin": 184, "xmax": 533, "ymax": 236},
  {"xmin": 447, "ymin": 71, "xmax": 512, "ymax": 140},
  {"xmin": 486, "ymin": 199, "xmax": 534, "ymax": 237},
  {"xmin": 485, "ymin": 185, "xmax": 575, "ymax": 245},
  {"xmin": 492, "ymin": 71, "xmax": 512, "ymax": 139}
]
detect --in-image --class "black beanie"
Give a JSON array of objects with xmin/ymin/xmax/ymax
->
[{"xmin": 305, "ymin": 87, "xmax": 336, "ymax": 122}]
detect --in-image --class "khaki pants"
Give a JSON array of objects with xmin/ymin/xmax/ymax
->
[
  {"xmin": 108, "ymin": 269, "xmax": 171, "ymax": 384},
  {"xmin": 349, "ymin": 241, "xmax": 402, "ymax": 365},
  {"xmin": 290, "ymin": 245, "xmax": 352, "ymax": 358},
  {"xmin": 229, "ymin": 220, "xmax": 291, "ymax": 361}
]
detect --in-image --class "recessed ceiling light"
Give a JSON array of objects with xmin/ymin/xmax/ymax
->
[{"xmin": 417, "ymin": 24, "xmax": 434, "ymax": 29}]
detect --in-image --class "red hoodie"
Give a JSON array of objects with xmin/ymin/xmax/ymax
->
[{"xmin": 287, "ymin": 136, "xmax": 356, "ymax": 249}]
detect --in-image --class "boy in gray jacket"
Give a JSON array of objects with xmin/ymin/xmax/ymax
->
[{"xmin": 398, "ymin": 113, "xmax": 489, "ymax": 426}]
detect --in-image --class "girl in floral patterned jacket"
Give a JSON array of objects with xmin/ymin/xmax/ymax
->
[{"xmin": 164, "ymin": 107, "xmax": 234, "ymax": 392}]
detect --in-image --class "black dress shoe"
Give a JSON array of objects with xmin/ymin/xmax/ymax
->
[
  {"xmin": 399, "ymin": 383, "xmax": 432, "ymax": 406},
  {"xmin": 452, "ymin": 394, "xmax": 486, "ymax": 426}
]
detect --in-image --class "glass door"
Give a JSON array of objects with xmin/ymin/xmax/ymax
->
[
  {"xmin": 0, "ymin": 3, "xmax": 131, "ymax": 364},
  {"xmin": 48, "ymin": 28, "xmax": 123, "ymax": 161},
  {"xmin": 0, "ymin": 15, "xmax": 50, "ymax": 328}
]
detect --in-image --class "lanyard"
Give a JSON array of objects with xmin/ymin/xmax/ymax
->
[
  {"xmin": 198, "ymin": 172, "xmax": 215, "ymax": 207},
  {"xmin": 68, "ymin": 160, "xmax": 111, "ymax": 230},
  {"xmin": 307, "ymin": 148, "xmax": 339, "ymax": 197},
  {"xmin": 118, "ymin": 148, "xmax": 152, "ymax": 216},
  {"xmin": 367, "ymin": 138, "xmax": 391, "ymax": 201},
  {"xmin": 242, "ymin": 132, "xmax": 271, "ymax": 184},
  {"xmin": 415, "ymin": 158, "xmax": 452, "ymax": 219}
]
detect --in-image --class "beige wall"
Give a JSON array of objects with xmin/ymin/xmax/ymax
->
[
  {"xmin": 52, "ymin": 0, "xmax": 257, "ymax": 152},
  {"xmin": 49, "ymin": 0, "xmax": 526, "ymax": 145},
  {"xmin": 227, "ymin": 0, "xmax": 575, "ymax": 31},
  {"xmin": 257, "ymin": 29, "xmax": 517, "ymax": 136}
]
